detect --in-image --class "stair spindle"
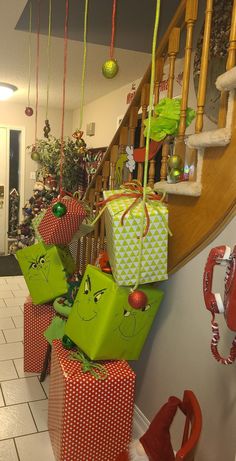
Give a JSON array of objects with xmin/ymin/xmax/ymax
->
[
  {"xmin": 177, "ymin": 0, "xmax": 199, "ymax": 153},
  {"xmin": 218, "ymin": 0, "xmax": 236, "ymax": 128},
  {"xmin": 160, "ymin": 27, "xmax": 180, "ymax": 181}
]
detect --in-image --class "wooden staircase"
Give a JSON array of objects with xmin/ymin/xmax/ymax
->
[{"xmin": 76, "ymin": 0, "xmax": 236, "ymax": 276}]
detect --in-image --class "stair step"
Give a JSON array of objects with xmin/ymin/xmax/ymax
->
[
  {"xmin": 215, "ymin": 67, "xmax": 236, "ymax": 91},
  {"xmin": 186, "ymin": 128, "xmax": 231, "ymax": 149}
]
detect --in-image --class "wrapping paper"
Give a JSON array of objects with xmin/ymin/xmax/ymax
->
[
  {"xmin": 65, "ymin": 264, "xmax": 164, "ymax": 360},
  {"xmin": 48, "ymin": 340, "xmax": 135, "ymax": 461},
  {"xmin": 24, "ymin": 297, "xmax": 54, "ymax": 373},
  {"xmin": 38, "ymin": 196, "xmax": 86, "ymax": 245},
  {"xmin": 103, "ymin": 190, "xmax": 168, "ymax": 286},
  {"xmin": 16, "ymin": 242, "xmax": 74, "ymax": 304}
]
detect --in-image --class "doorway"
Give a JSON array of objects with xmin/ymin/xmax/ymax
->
[{"xmin": 0, "ymin": 126, "xmax": 25, "ymax": 255}]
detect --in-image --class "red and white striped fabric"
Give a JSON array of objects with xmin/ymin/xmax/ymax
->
[
  {"xmin": 48, "ymin": 340, "xmax": 135, "ymax": 461},
  {"xmin": 38, "ymin": 197, "xmax": 86, "ymax": 245},
  {"xmin": 24, "ymin": 297, "xmax": 55, "ymax": 373}
]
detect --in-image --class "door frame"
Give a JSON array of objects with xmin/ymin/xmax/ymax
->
[{"xmin": 1, "ymin": 125, "xmax": 25, "ymax": 254}]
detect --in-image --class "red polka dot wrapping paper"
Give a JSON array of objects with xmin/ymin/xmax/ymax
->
[
  {"xmin": 24, "ymin": 298, "xmax": 55, "ymax": 373},
  {"xmin": 38, "ymin": 197, "xmax": 87, "ymax": 245},
  {"xmin": 48, "ymin": 340, "xmax": 136, "ymax": 461}
]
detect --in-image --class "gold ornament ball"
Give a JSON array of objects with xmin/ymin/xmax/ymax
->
[
  {"xmin": 168, "ymin": 155, "xmax": 182, "ymax": 170},
  {"xmin": 102, "ymin": 59, "xmax": 119, "ymax": 79},
  {"xmin": 169, "ymin": 168, "xmax": 182, "ymax": 182}
]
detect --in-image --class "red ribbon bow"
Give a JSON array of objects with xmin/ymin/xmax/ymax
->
[{"xmin": 97, "ymin": 180, "xmax": 165, "ymax": 238}]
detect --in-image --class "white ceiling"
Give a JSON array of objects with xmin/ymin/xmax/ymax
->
[{"xmin": 0, "ymin": 0, "xmax": 151, "ymax": 111}]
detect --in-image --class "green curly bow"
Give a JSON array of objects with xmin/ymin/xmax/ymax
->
[{"xmin": 144, "ymin": 97, "xmax": 195, "ymax": 141}]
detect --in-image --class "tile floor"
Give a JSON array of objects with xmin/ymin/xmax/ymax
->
[{"xmin": 0, "ymin": 276, "xmax": 56, "ymax": 461}]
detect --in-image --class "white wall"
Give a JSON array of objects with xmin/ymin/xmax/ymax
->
[
  {"xmin": 0, "ymin": 102, "xmax": 73, "ymax": 201},
  {"xmin": 72, "ymin": 78, "xmax": 141, "ymax": 148},
  {"xmin": 132, "ymin": 217, "xmax": 236, "ymax": 461}
]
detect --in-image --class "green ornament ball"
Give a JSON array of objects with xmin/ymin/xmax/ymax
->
[
  {"xmin": 169, "ymin": 168, "xmax": 182, "ymax": 182},
  {"xmin": 168, "ymin": 154, "xmax": 182, "ymax": 170},
  {"xmin": 102, "ymin": 59, "xmax": 119, "ymax": 79},
  {"xmin": 31, "ymin": 151, "xmax": 40, "ymax": 162},
  {"xmin": 52, "ymin": 201, "xmax": 67, "ymax": 218},
  {"xmin": 62, "ymin": 334, "xmax": 76, "ymax": 350}
]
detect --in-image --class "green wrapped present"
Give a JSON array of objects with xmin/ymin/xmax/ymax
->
[
  {"xmin": 16, "ymin": 242, "xmax": 74, "ymax": 305},
  {"xmin": 103, "ymin": 188, "xmax": 168, "ymax": 286},
  {"xmin": 65, "ymin": 264, "xmax": 164, "ymax": 360}
]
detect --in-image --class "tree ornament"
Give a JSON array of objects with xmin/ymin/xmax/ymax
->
[
  {"xmin": 102, "ymin": 0, "xmax": 119, "ymax": 79},
  {"xmin": 52, "ymin": 202, "xmax": 67, "ymax": 218},
  {"xmin": 25, "ymin": 106, "xmax": 34, "ymax": 117},
  {"xmin": 31, "ymin": 150, "xmax": 40, "ymax": 161},
  {"xmin": 102, "ymin": 59, "xmax": 119, "ymax": 79},
  {"xmin": 62, "ymin": 334, "xmax": 75, "ymax": 350},
  {"xmin": 169, "ymin": 168, "xmax": 182, "ymax": 182},
  {"xmin": 43, "ymin": 119, "xmax": 51, "ymax": 138},
  {"xmin": 128, "ymin": 290, "xmax": 148, "ymax": 310},
  {"xmin": 168, "ymin": 154, "xmax": 182, "ymax": 170}
]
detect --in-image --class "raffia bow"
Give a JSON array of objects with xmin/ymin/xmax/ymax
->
[
  {"xmin": 69, "ymin": 350, "xmax": 108, "ymax": 380},
  {"xmin": 96, "ymin": 180, "xmax": 171, "ymax": 238}
]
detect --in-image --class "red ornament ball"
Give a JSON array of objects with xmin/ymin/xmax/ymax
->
[
  {"xmin": 128, "ymin": 290, "xmax": 148, "ymax": 310},
  {"xmin": 25, "ymin": 106, "xmax": 34, "ymax": 117}
]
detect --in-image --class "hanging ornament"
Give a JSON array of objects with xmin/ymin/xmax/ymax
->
[
  {"xmin": 52, "ymin": 202, "xmax": 67, "ymax": 218},
  {"xmin": 128, "ymin": 290, "xmax": 148, "ymax": 310},
  {"xmin": 44, "ymin": 0, "xmax": 52, "ymax": 137},
  {"xmin": 31, "ymin": 150, "xmax": 40, "ymax": 161},
  {"xmin": 34, "ymin": 0, "xmax": 40, "ymax": 143},
  {"xmin": 102, "ymin": 0, "xmax": 119, "ymax": 79},
  {"xmin": 72, "ymin": 130, "xmax": 86, "ymax": 148},
  {"xmin": 169, "ymin": 168, "xmax": 182, "ymax": 182},
  {"xmin": 25, "ymin": 1, "xmax": 33, "ymax": 116},
  {"xmin": 25, "ymin": 106, "xmax": 33, "ymax": 117},
  {"xmin": 43, "ymin": 119, "xmax": 51, "ymax": 138},
  {"xmin": 77, "ymin": 0, "xmax": 89, "ymax": 134},
  {"xmin": 167, "ymin": 154, "xmax": 182, "ymax": 170},
  {"xmin": 102, "ymin": 59, "xmax": 119, "ymax": 79}
]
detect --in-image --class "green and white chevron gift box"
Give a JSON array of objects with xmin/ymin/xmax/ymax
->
[{"xmin": 103, "ymin": 189, "xmax": 168, "ymax": 286}]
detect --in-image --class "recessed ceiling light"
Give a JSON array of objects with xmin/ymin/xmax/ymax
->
[{"xmin": 0, "ymin": 83, "xmax": 18, "ymax": 101}]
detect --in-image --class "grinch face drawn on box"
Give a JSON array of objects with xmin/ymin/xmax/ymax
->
[
  {"xmin": 65, "ymin": 264, "xmax": 163, "ymax": 360},
  {"xmin": 16, "ymin": 242, "xmax": 69, "ymax": 304},
  {"xmin": 75, "ymin": 271, "xmax": 157, "ymax": 339}
]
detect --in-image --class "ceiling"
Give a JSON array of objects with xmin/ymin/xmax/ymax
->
[{"xmin": 0, "ymin": 0, "xmax": 180, "ymax": 110}]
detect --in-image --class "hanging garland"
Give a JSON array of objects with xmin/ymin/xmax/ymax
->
[
  {"xmin": 25, "ymin": 1, "xmax": 33, "ymax": 117},
  {"xmin": 43, "ymin": 0, "xmax": 52, "ymax": 138},
  {"xmin": 102, "ymin": 0, "xmax": 119, "ymax": 79}
]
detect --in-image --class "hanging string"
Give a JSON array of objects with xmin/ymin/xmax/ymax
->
[
  {"xmin": 110, "ymin": 0, "xmax": 117, "ymax": 59},
  {"xmin": 79, "ymin": 0, "xmax": 89, "ymax": 130},
  {"xmin": 46, "ymin": 0, "xmax": 52, "ymax": 121},
  {"xmin": 27, "ymin": 1, "xmax": 32, "ymax": 108},
  {"xmin": 59, "ymin": 0, "xmax": 69, "ymax": 195},
  {"xmin": 35, "ymin": 0, "xmax": 41, "ymax": 143},
  {"xmin": 133, "ymin": 0, "xmax": 161, "ymax": 291}
]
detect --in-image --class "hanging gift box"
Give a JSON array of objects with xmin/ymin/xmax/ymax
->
[
  {"xmin": 48, "ymin": 340, "xmax": 135, "ymax": 461},
  {"xmin": 102, "ymin": 186, "xmax": 168, "ymax": 286},
  {"xmin": 24, "ymin": 297, "xmax": 55, "ymax": 373},
  {"xmin": 38, "ymin": 196, "xmax": 87, "ymax": 245},
  {"xmin": 16, "ymin": 242, "xmax": 74, "ymax": 304},
  {"xmin": 65, "ymin": 264, "xmax": 164, "ymax": 360}
]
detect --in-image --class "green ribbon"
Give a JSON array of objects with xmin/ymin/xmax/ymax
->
[{"xmin": 69, "ymin": 350, "xmax": 108, "ymax": 380}]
